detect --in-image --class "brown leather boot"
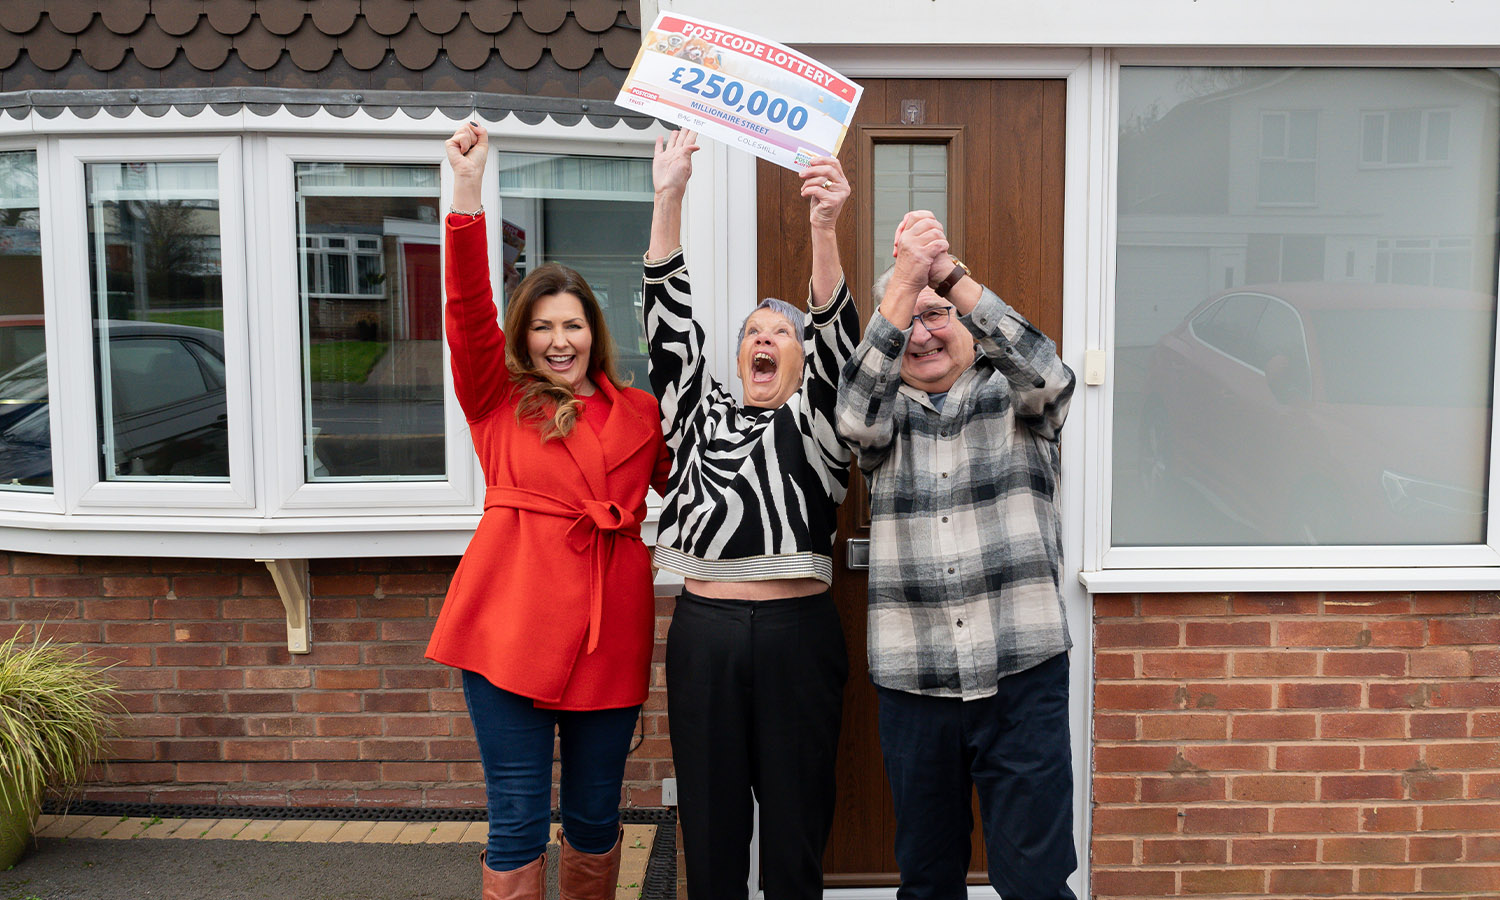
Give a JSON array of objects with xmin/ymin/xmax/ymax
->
[
  {"xmin": 558, "ymin": 831, "xmax": 622, "ymax": 900},
  {"xmin": 481, "ymin": 850, "xmax": 546, "ymax": 900}
]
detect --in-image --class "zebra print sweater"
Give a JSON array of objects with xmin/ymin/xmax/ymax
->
[{"xmin": 645, "ymin": 248, "xmax": 859, "ymax": 583}]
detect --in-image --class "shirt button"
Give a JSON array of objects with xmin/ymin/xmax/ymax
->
[
  {"xmin": 940, "ymin": 472, "xmax": 948, "ymax": 479},
  {"xmin": 956, "ymin": 618, "xmax": 964, "ymax": 627},
  {"xmin": 947, "ymin": 567, "xmax": 955, "ymax": 574},
  {"xmin": 941, "ymin": 516, "xmax": 949, "ymax": 523}
]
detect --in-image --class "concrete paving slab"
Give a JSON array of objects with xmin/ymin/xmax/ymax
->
[
  {"xmin": 425, "ymin": 822, "xmax": 470, "ymax": 843},
  {"xmin": 327, "ymin": 820, "xmax": 376, "ymax": 843},
  {"xmin": 201, "ymin": 818, "xmax": 252, "ymax": 840},
  {"xmin": 293, "ymin": 820, "xmax": 345, "ymax": 843},
  {"xmin": 164, "ymin": 818, "xmax": 219, "ymax": 839},
  {"xmin": 263, "ymin": 820, "xmax": 314, "ymax": 842},
  {"xmin": 33, "ymin": 815, "xmax": 92, "ymax": 839},
  {"xmin": 359, "ymin": 821, "xmax": 406, "ymax": 843},
  {"xmin": 230, "ymin": 820, "xmax": 282, "ymax": 841},
  {"xmin": 460, "ymin": 821, "xmax": 488, "ymax": 843},
  {"xmin": 68, "ymin": 816, "xmax": 128, "ymax": 839},
  {"xmin": 394, "ymin": 822, "xmax": 436, "ymax": 844},
  {"xmin": 97, "ymin": 817, "xmax": 152, "ymax": 839},
  {"xmin": 136, "ymin": 817, "xmax": 188, "ymax": 839}
]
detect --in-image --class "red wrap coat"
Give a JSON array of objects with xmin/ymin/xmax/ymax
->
[{"xmin": 425, "ymin": 214, "xmax": 670, "ymax": 710}]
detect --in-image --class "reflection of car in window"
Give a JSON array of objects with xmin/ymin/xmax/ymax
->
[
  {"xmin": 1142, "ymin": 284, "xmax": 1494, "ymax": 545},
  {"xmin": 0, "ymin": 320, "xmax": 229, "ymax": 486}
]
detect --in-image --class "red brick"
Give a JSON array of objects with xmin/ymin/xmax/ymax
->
[
  {"xmin": 379, "ymin": 620, "xmax": 434, "ymax": 642},
  {"xmin": 1410, "ymin": 712, "xmax": 1467, "ymax": 739},
  {"xmin": 1095, "ymin": 745, "xmax": 1181, "ymax": 773},
  {"xmin": 1464, "ymin": 834, "xmax": 1500, "ymax": 858},
  {"xmin": 1093, "ymin": 806, "xmax": 1181, "ymax": 835},
  {"xmin": 300, "ymin": 645, "xmax": 361, "ymax": 667},
  {"xmin": 1181, "ymin": 807, "xmax": 1268, "ymax": 834},
  {"xmin": 1139, "ymin": 776, "xmax": 1224, "ymax": 803},
  {"xmin": 1232, "ymin": 713, "xmax": 1316, "ymax": 741},
  {"xmin": 1140, "ymin": 593, "xmax": 1231, "ymax": 616},
  {"xmin": 376, "ymin": 573, "xmax": 452, "ymax": 595},
  {"xmin": 1364, "ymin": 620, "xmax": 1426, "ymax": 647},
  {"xmin": 1278, "ymin": 620, "xmax": 1366, "ymax": 647},
  {"xmin": 290, "ymin": 739, "xmax": 359, "ymax": 760},
  {"xmin": 225, "ymin": 693, "xmax": 293, "ymax": 714},
  {"xmin": 1092, "ymin": 838, "xmax": 1134, "ymax": 865},
  {"xmin": 1231, "ymin": 774, "xmax": 1316, "ymax": 802},
  {"xmin": 1094, "ymin": 652, "xmax": 1136, "ymax": 679},
  {"xmin": 1322, "ymin": 835, "xmax": 1405, "ymax": 863},
  {"xmin": 1362, "ymin": 805, "xmax": 1420, "ymax": 831},
  {"xmin": 1422, "ymin": 803, "xmax": 1500, "ymax": 831},
  {"xmin": 221, "ymin": 740, "xmax": 293, "ymax": 761},
  {"xmin": 316, "ymin": 716, "xmax": 383, "ymax": 737},
  {"xmin": 310, "ymin": 574, "xmax": 379, "ymax": 595},
  {"xmin": 363, "ymin": 644, "xmax": 428, "ymax": 666},
  {"xmin": 154, "ymin": 645, "xmax": 224, "ymax": 667},
  {"xmin": 1230, "ymin": 837, "xmax": 1317, "ymax": 864},
  {"xmin": 1421, "ymin": 866, "xmax": 1500, "ymax": 893},
  {"xmin": 226, "ymin": 645, "xmax": 288, "ymax": 667},
  {"xmin": 246, "ymin": 717, "xmax": 314, "ymax": 737},
  {"xmin": 15, "ymin": 598, "xmax": 81, "ymax": 618},
  {"xmin": 312, "ymin": 621, "xmax": 379, "ymax": 642},
  {"xmin": 1186, "ymin": 682, "xmax": 1273, "ymax": 710},
  {"xmin": 171, "ymin": 622, "xmax": 239, "ymax": 642},
  {"xmin": 243, "ymin": 621, "xmax": 294, "ymax": 642},
  {"xmin": 1321, "ymin": 712, "xmax": 1405, "ymax": 739},
  {"xmin": 151, "ymin": 597, "xmax": 222, "ymax": 619},
  {"xmin": 1409, "ymin": 835, "xmax": 1464, "ymax": 862},
  {"xmin": 1321, "ymin": 651, "xmax": 1406, "ymax": 677},
  {"xmin": 313, "ymin": 761, "xmax": 381, "ymax": 781},
  {"xmin": 82, "ymin": 597, "xmax": 151, "ymax": 619},
  {"xmin": 1408, "ymin": 649, "xmax": 1473, "ymax": 677},
  {"xmin": 1095, "ymin": 683, "xmax": 1184, "ymax": 711},
  {"xmin": 1180, "ymin": 868, "xmax": 1263, "ymax": 894},
  {"xmin": 35, "ymin": 622, "xmax": 101, "ymax": 642},
  {"xmin": 0, "ymin": 577, "xmax": 32, "ymax": 597},
  {"xmin": 382, "ymin": 668, "xmax": 449, "ymax": 689},
  {"xmin": 1272, "ymin": 806, "xmax": 1359, "ymax": 834},
  {"xmin": 296, "ymin": 692, "xmax": 362, "ymax": 713},
  {"xmin": 1140, "ymin": 714, "xmax": 1225, "ymax": 741},
  {"xmin": 364, "ymin": 692, "xmax": 430, "ymax": 714},
  {"xmin": 1323, "ymin": 593, "xmax": 1414, "ymax": 615},
  {"xmin": 1470, "ymin": 773, "xmax": 1500, "ymax": 798},
  {"xmin": 1230, "ymin": 593, "xmax": 1318, "ymax": 615},
  {"xmin": 158, "ymin": 693, "xmax": 226, "ymax": 713},
  {"xmin": 1362, "ymin": 743, "xmax": 1420, "ymax": 770},
  {"xmin": 1231, "ymin": 650, "xmax": 1318, "ymax": 677},
  {"xmin": 1092, "ymin": 775, "xmax": 1136, "ymax": 804},
  {"xmin": 222, "ymin": 597, "xmax": 281, "ymax": 618},
  {"xmin": 384, "ymin": 717, "xmax": 450, "ymax": 737},
  {"xmin": 1323, "ymin": 774, "xmax": 1403, "ymax": 801},
  {"xmin": 1185, "ymin": 621, "xmax": 1270, "ymax": 646},
  {"xmin": 1430, "ymin": 617, "xmax": 1500, "ymax": 644},
  {"xmin": 1269, "ymin": 868, "xmax": 1353, "ymax": 895},
  {"xmin": 1429, "ymin": 682, "xmax": 1500, "ymax": 708},
  {"xmin": 1279, "ymin": 682, "xmax": 1362, "ymax": 709},
  {"xmin": 358, "ymin": 740, "xmax": 426, "ymax": 761},
  {"xmin": 1359, "ymin": 867, "xmax": 1418, "ymax": 893},
  {"xmin": 1410, "ymin": 592, "xmax": 1473, "ymax": 615},
  {"xmin": 177, "ymin": 762, "xmax": 245, "ymax": 782},
  {"xmin": 100, "ymin": 575, "xmax": 168, "ymax": 597},
  {"xmin": 1141, "ymin": 838, "xmax": 1227, "ymax": 865},
  {"xmin": 1275, "ymin": 744, "xmax": 1360, "ymax": 771},
  {"xmin": 244, "ymin": 762, "xmax": 317, "ymax": 782},
  {"xmin": 1178, "ymin": 744, "xmax": 1270, "ymax": 771},
  {"xmin": 180, "ymin": 716, "xmax": 246, "ymax": 737},
  {"xmin": 172, "ymin": 575, "xmax": 240, "ymax": 597},
  {"xmin": 1404, "ymin": 771, "xmax": 1463, "ymax": 801},
  {"xmin": 1426, "ymin": 741, "xmax": 1500, "ymax": 769},
  {"xmin": 12, "ymin": 554, "xmax": 80, "ymax": 574},
  {"xmin": 1094, "ymin": 714, "xmax": 1137, "ymax": 741},
  {"xmin": 1091, "ymin": 870, "xmax": 1176, "ymax": 896},
  {"xmin": 380, "ymin": 762, "xmax": 449, "ymax": 782},
  {"xmin": 244, "ymin": 668, "xmax": 311, "ymax": 689},
  {"xmin": 1141, "ymin": 652, "xmax": 1226, "ymax": 679}
]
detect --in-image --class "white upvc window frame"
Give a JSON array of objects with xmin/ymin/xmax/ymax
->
[
  {"xmin": 50, "ymin": 134, "xmax": 256, "ymax": 515},
  {"xmin": 1360, "ymin": 107, "xmax": 1455, "ymax": 168},
  {"xmin": 262, "ymin": 135, "xmax": 478, "ymax": 514},
  {"xmin": 1080, "ymin": 48, "xmax": 1500, "ymax": 593}
]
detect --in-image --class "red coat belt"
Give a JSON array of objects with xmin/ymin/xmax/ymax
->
[{"xmin": 483, "ymin": 485, "xmax": 642, "ymax": 655}]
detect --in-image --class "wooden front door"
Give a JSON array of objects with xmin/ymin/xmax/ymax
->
[{"xmin": 757, "ymin": 78, "xmax": 1066, "ymax": 885}]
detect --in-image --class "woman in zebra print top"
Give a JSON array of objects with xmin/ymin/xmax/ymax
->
[{"xmin": 646, "ymin": 129, "xmax": 859, "ymax": 900}]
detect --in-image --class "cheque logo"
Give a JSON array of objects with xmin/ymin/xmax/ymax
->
[{"xmin": 668, "ymin": 64, "xmax": 810, "ymax": 132}]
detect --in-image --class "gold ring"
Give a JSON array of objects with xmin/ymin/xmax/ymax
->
[{"xmin": 821, "ymin": 179, "xmax": 834, "ymax": 189}]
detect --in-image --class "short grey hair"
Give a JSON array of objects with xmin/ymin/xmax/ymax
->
[
  {"xmin": 737, "ymin": 297, "xmax": 805, "ymax": 343},
  {"xmin": 872, "ymin": 264, "xmax": 895, "ymax": 302}
]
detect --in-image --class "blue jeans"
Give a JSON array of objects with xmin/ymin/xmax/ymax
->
[
  {"xmin": 462, "ymin": 670, "xmax": 640, "ymax": 870},
  {"xmin": 877, "ymin": 653, "xmax": 1077, "ymax": 900}
]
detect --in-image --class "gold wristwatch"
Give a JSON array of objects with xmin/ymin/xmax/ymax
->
[{"xmin": 932, "ymin": 256, "xmax": 969, "ymax": 297}]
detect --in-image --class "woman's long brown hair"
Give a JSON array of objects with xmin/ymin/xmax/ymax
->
[{"xmin": 502, "ymin": 263, "xmax": 624, "ymax": 441}]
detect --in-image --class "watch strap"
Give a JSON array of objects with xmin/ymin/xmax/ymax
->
[{"xmin": 933, "ymin": 257, "xmax": 969, "ymax": 297}]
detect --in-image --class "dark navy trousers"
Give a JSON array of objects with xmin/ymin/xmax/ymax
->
[{"xmin": 877, "ymin": 652, "xmax": 1078, "ymax": 900}]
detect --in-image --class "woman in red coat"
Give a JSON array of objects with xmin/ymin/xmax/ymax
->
[{"xmin": 426, "ymin": 122, "xmax": 670, "ymax": 900}]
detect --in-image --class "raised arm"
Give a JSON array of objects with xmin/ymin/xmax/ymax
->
[
  {"xmin": 442, "ymin": 122, "xmax": 508, "ymax": 421},
  {"xmin": 960, "ymin": 288, "xmax": 1076, "ymax": 440}
]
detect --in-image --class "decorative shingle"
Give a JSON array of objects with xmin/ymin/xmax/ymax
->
[
  {"xmin": 443, "ymin": 17, "xmax": 494, "ymax": 71},
  {"xmin": 285, "ymin": 21, "xmax": 336, "ymax": 71},
  {"xmin": 518, "ymin": 1, "xmax": 569, "ymax": 37},
  {"xmin": 98, "ymin": 0, "xmax": 149, "ymax": 36},
  {"xmin": 181, "ymin": 22, "xmax": 233, "ymax": 71},
  {"xmin": 467, "ymin": 2, "xmax": 516, "ymax": 34},
  {"xmin": 600, "ymin": 26, "xmax": 639, "ymax": 70},
  {"xmin": 77, "ymin": 18, "xmax": 129, "ymax": 71},
  {"xmin": 309, "ymin": 0, "xmax": 360, "ymax": 37},
  {"xmin": 497, "ymin": 22, "xmax": 544, "ymax": 71},
  {"xmin": 339, "ymin": 19, "xmax": 389, "ymax": 71},
  {"xmin": 362, "ymin": 0, "xmax": 414, "ymax": 38},
  {"xmin": 132, "ymin": 20, "xmax": 180, "ymax": 70},
  {"xmin": 153, "ymin": 0, "xmax": 203, "ymax": 38},
  {"xmin": 47, "ymin": 2, "xmax": 98, "ymax": 37},
  {"xmin": 0, "ymin": 0, "xmax": 44, "ymax": 36},
  {"xmin": 392, "ymin": 25, "xmax": 441, "ymax": 71},
  {"xmin": 415, "ymin": 0, "xmax": 465, "ymax": 36},
  {"xmin": 205, "ymin": 0, "xmax": 255, "ymax": 36},
  {"xmin": 256, "ymin": 0, "xmax": 307, "ymax": 37},
  {"xmin": 232, "ymin": 19, "xmax": 283, "ymax": 71},
  {"xmin": 24, "ymin": 19, "xmax": 73, "ymax": 72},
  {"xmin": 546, "ymin": 19, "xmax": 598, "ymax": 72},
  {"xmin": 0, "ymin": 29, "xmax": 21, "ymax": 70},
  {"xmin": 573, "ymin": 0, "xmax": 621, "ymax": 34}
]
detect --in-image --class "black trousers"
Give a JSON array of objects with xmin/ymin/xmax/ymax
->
[
  {"xmin": 877, "ymin": 653, "xmax": 1077, "ymax": 900},
  {"xmin": 666, "ymin": 589, "xmax": 848, "ymax": 900}
]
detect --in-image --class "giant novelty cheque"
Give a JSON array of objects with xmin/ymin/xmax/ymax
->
[{"xmin": 615, "ymin": 14, "xmax": 863, "ymax": 171}]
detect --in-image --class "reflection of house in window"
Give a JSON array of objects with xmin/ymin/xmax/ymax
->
[
  {"xmin": 301, "ymin": 232, "xmax": 385, "ymax": 299},
  {"xmin": 1377, "ymin": 237, "xmax": 1474, "ymax": 288},
  {"xmin": 1362, "ymin": 109, "xmax": 1452, "ymax": 167},
  {"xmin": 1258, "ymin": 110, "xmax": 1318, "ymax": 205}
]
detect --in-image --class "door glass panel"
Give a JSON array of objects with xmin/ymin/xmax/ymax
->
[
  {"xmin": 295, "ymin": 163, "xmax": 444, "ymax": 481},
  {"xmin": 872, "ymin": 143, "xmax": 948, "ymax": 281},
  {"xmin": 1113, "ymin": 67, "xmax": 1499, "ymax": 547},
  {"xmin": 497, "ymin": 153, "xmax": 653, "ymax": 391},
  {"xmin": 0, "ymin": 150, "xmax": 49, "ymax": 491},
  {"xmin": 87, "ymin": 161, "xmax": 228, "ymax": 481}
]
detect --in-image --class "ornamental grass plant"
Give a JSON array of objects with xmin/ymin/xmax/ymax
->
[{"xmin": 0, "ymin": 630, "xmax": 121, "ymax": 869}]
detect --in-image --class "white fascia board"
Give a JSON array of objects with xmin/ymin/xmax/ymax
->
[
  {"xmin": 1080, "ymin": 567, "xmax": 1500, "ymax": 593},
  {"xmin": 661, "ymin": 0, "xmax": 1500, "ymax": 48}
]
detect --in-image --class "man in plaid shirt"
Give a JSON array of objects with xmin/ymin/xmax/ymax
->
[{"xmin": 836, "ymin": 211, "xmax": 1077, "ymax": 899}]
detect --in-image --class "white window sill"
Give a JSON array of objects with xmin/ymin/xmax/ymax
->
[{"xmin": 1079, "ymin": 567, "xmax": 1500, "ymax": 594}]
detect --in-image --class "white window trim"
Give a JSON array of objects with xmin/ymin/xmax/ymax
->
[
  {"xmin": 0, "ymin": 108, "xmax": 673, "ymax": 555},
  {"xmin": 1360, "ymin": 107, "xmax": 1455, "ymax": 168},
  {"xmin": 1086, "ymin": 48, "xmax": 1500, "ymax": 592}
]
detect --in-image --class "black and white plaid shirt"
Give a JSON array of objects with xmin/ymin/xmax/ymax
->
[{"xmin": 835, "ymin": 288, "xmax": 1076, "ymax": 699}]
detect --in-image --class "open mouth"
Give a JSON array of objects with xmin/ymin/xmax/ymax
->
[
  {"xmin": 750, "ymin": 351, "xmax": 777, "ymax": 384},
  {"xmin": 909, "ymin": 347, "xmax": 944, "ymax": 361},
  {"xmin": 544, "ymin": 354, "xmax": 576, "ymax": 373}
]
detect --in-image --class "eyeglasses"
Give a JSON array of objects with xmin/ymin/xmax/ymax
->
[{"xmin": 909, "ymin": 307, "xmax": 954, "ymax": 332}]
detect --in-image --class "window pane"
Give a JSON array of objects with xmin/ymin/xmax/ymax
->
[
  {"xmin": 296, "ymin": 163, "xmax": 444, "ymax": 481},
  {"xmin": 87, "ymin": 161, "xmax": 228, "ymax": 481},
  {"xmin": 872, "ymin": 143, "xmax": 949, "ymax": 289},
  {"xmin": 0, "ymin": 150, "xmax": 49, "ymax": 491},
  {"xmin": 498, "ymin": 153, "xmax": 654, "ymax": 392},
  {"xmin": 1114, "ymin": 67, "xmax": 1498, "ymax": 547}
]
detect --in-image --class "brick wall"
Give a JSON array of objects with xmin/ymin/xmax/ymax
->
[
  {"xmin": 1093, "ymin": 592, "xmax": 1500, "ymax": 899},
  {"xmin": 0, "ymin": 552, "xmax": 673, "ymax": 811}
]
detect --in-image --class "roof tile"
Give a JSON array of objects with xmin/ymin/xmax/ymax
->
[
  {"xmin": 232, "ymin": 19, "xmax": 284, "ymax": 70},
  {"xmin": 0, "ymin": 29, "xmax": 19, "ymax": 69},
  {"xmin": 392, "ymin": 24, "xmax": 442, "ymax": 70},
  {"xmin": 180, "ymin": 21, "xmax": 233, "ymax": 70},
  {"xmin": 623, "ymin": 2, "xmax": 640, "ymax": 29},
  {"xmin": 517, "ymin": 1, "xmax": 568, "ymax": 37},
  {"xmin": 599, "ymin": 25, "xmax": 639, "ymax": 70},
  {"xmin": 210, "ymin": 53, "xmax": 265, "ymax": 87},
  {"xmin": 0, "ymin": 54, "xmax": 51, "ymax": 92},
  {"xmin": 77, "ymin": 17, "xmax": 129, "ymax": 70},
  {"xmin": 442, "ymin": 17, "xmax": 493, "ymax": 71},
  {"xmin": 421, "ymin": 54, "xmax": 478, "ymax": 93},
  {"xmin": 496, "ymin": 22, "xmax": 543, "ymax": 70},
  {"xmin": 131, "ymin": 20, "xmax": 181, "ymax": 69},
  {"xmin": 465, "ymin": 1, "xmax": 516, "ymax": 34},
  {"xmin": 53, "ymin": 51, "xmax": 104, "ymax": 90},
  {"xmin": 336, "ymin": 19, "xmax": 389, "ymax": 71},
  {"xmin": 312, "ymin": 52, "xmax": 374, "ymax": 90},
  {"xmin": 153, "ymin": 0, "xmax": 203, "ymax": 38},
  {"xmin": 286, "ymin": 21, "xmax": 336, "ymax": 71},
  {"xmin": 98, "ymin": 0, "xmax": 149, "ymax": 35},
  {"xmin": 525, "ymin": 52, "xmax": 576, "ymax": 98},
  {"xmin": 362, "ymin": 0, "xmax": 414, "ymax": 37},
  {"xmin": 309, "ymin": 0, "xmax": 359, "ymax": 37},
  {"xmin": 474, "ymin": 65, "xmax": 526, "ymax": 97},
  {"xmin": 0, "ymin": 0, "xmax": 43, "ymax": 35},
  {"xmin": 204, "ymin": 0, "xmax": 254, "ymax": 36},
  {"xmin": 256, "ymin": 0, "xmax": 307, "ymax": 37},
  {"xmin": 572, "ymin": 0, "xmax": 622, "ymax": 34},
  {"xmin": 106, "ymin": 53, "xmax": 159, "ymax": 90},
  {"xmin": 46, "ymin": 2, "xmax": 98, "ymax": 36},
  {"xmin": 261, "ymin": 54, "xmax": 328, "ymax": 90},
  {"xmin": 415, "ymin": 0, "xmax": 465, "ymax": 35},
  {"xmin": 546, "ymin": 19, "xmax": 597, "ymax": 71},
  {"xmin": 578, "ymin": 53, "xmax": 627, "ymax": 101},
  {"xmin": 25, "ymin": 19, "xmax": 74, "ymax": 72}
]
